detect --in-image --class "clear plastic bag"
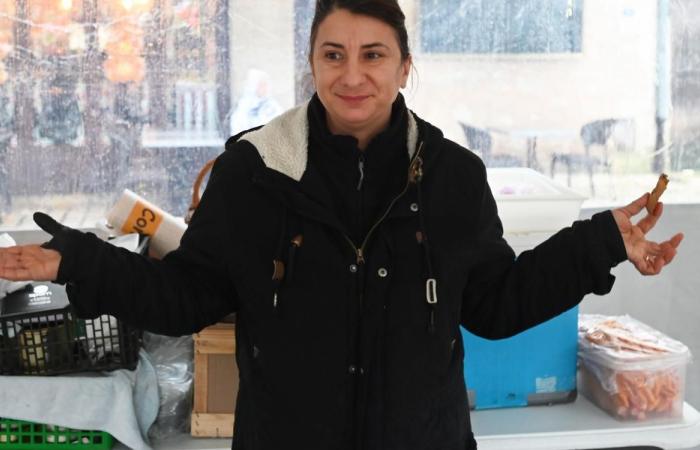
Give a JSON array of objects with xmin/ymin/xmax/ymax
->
[{"xmin": 142, "ymin": 331, "xmax": 194, "ymax": 440}]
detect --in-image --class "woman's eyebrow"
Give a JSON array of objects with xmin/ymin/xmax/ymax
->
[
  {"xmin": 361, "ymin": 42, "xmax": 389, "ymax": 50},
  {"xmin": 320, "ymin": 41, "xmax": 390, "ymax": 50}
]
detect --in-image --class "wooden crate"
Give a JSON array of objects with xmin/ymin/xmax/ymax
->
[{"xmin": 191, "ymin": 322, "xmax": 238, "ymax": 437}]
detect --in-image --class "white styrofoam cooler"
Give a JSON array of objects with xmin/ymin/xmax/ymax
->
[{"xmin": 486, "ymin": 168, "xmax": 586, "ymax": 234}]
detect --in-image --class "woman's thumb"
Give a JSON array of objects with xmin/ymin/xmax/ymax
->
[{"xmin": 33, "ymin": 212, "xmax": 66, "ymax": 236}]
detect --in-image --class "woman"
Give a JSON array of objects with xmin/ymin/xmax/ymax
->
[{"xmin": 0, "ymin": 1, "xmax": 683, "ymax": 449}]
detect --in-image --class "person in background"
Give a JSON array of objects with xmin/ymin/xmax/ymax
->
[
  {"xmin": 229, "ymin": 68, "xmax": 283, "ymax": 135},
  {"xmin": 0, "ymin": 1, "xmax": 683, "ymax": 449}
]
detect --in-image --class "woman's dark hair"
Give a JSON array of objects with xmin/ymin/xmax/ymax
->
[{"xmin": 308, "ymin": 0, "xmax": 410, "ymax": 62}]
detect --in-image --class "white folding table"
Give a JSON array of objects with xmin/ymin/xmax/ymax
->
[
  {"xmin": 472, "ymin": 396, "xmax": 700, "ymax": 450},
  {"xmin": 118, "ymin": 397, "xmax": 700, "ymax": 450}
]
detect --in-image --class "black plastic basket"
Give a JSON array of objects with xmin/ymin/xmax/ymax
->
[{"xmin": 0, "ymin": 284, "xmax": 141, "ymax": 376}]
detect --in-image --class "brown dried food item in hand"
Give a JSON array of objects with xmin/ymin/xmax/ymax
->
[{"xmin": 646, "ymin": 173, "xmax": 669, "ymax": 214}]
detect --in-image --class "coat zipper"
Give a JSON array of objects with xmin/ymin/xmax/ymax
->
[
  {"xmin": 357, "ymin": 154, "xmax": 365, "ymax": 191},
  {"xmin": 341, "ymin": 141, "xmax": 425, "ymax": 266},
  {"xmin": 344, "ymin": 141, "xmax": 424, "ymax": 450}
]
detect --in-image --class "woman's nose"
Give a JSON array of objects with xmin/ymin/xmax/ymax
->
[{"xmin": 340, "ymin": 59, "xmax": 366, "ymax": 87}]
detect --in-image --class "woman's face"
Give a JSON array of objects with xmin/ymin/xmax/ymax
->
[{"xmin": 310, "ymin": 9, "xmax": 411, "ymax": 135}]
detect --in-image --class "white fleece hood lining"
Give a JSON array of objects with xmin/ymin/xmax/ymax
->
[{"xmin": 241, "ymin": 100, "xmax": 419, "ymax": 182}]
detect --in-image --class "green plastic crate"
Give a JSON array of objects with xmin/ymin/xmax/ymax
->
[{"xmin": 0, "ymin": 418, "xmax": 114, "ymax": 449}]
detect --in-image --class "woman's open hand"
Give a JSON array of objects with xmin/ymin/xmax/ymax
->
[
  {"xmin": 612, "ymin": 193, "xmax": 683, "ymax": 276},
  {"xmin": 0, "ymin": 244, "xmax": 61, "ymax": 281},
  {"xmin": 0, "ymin": 212, "xmax": 71, "ymax": 282}
]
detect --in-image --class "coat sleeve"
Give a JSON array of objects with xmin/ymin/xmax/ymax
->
[
  {"xmin": 52, "ymin": 147, "xmax": 246, "ymax": 336},
  {"xmin": 460, "ymin": 165, "xmax": 628, "ymax": 340}
]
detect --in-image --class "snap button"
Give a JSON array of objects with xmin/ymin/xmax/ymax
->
[
  {"xmin": 348, "ymin": 365, "xmax": 357, "ymax": 374},
  {"xmin": 378, "ymin": 267, "xmax": 388, "ymax": 278},
  {"xmin": 410, "ymin": 203, "xmax": 419, "ymax": 212},
  {"xmin": 349, "ymin": 264, "xmax": 358, "ymax": 273}
]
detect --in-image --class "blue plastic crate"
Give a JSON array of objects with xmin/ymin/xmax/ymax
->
[{"xmin": 462, "ymin": 305, "xmax": 578, "ymax": 410}]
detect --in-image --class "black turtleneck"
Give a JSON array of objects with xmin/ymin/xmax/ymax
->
[{"xmin": 305, "ymin": 93, "xmax": 410, "ymax": 246}]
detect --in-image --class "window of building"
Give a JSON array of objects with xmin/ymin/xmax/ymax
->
[
  {"xmin": 419, "ymin": 0, "xmax": 582, "ymax": 54},
  {"xmin": 0, "ymin": 0, "xmax": 228, "ymax": 228}
]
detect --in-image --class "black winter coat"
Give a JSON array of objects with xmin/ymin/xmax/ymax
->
[{"xmin": 50, "ymin": 100, "xmax": 627, "ymax": 450}]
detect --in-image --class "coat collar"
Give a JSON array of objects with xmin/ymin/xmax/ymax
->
[
  {"xmin": 241, "ymin": 98, "xmax": 442, "ymax": 232},
  {"xmin": 240, "ymin": 99, "xmax": 420, "ymax": 182}
]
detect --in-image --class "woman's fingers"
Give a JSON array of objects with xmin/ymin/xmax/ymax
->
[
  {"xmin": 635, "ymin": 233, "xmax": 684, "ymax": 276},
  {"xmin": 637, "ymin": 254, "xmax": 665, "ymax": 276},
  {"xmin": 649, "ymin": 255, "xmax": 665, "ymax": 274},
  {"xmin": 620, "ymin": 193, "xmax": 650, "ymax": 218},
  {"xmin": 0, "ymin": 247, "xmax": 28, "ymax": 280},
  {"xmin": 0, "ymin": 248, "xmax": 18, "ymax": 271},
  {"xmin": 669, "ymin": 232, "xmax": 684, "ymax": 248},
  {"xmin": 636, "ymin": 257, "xmax": 658, "ymax": 276},
  {"xmin": 2, "ymin": 267, "xmax": 33, "ymax": 281},
  {"xmin": 636, "ymin": 202, "xmax": 663, "ymax": 234},
  {"xmin": 660, "ymin": 233, "xmax": 683, "ymax": 265},
  {"xmin": 0, "ymin": 245, "xmax": 58, "ymax": 281}
]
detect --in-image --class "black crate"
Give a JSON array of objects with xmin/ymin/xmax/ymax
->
[{"xmin": 0, "ymin": 283, "xmax": 141, "ymax": 376}]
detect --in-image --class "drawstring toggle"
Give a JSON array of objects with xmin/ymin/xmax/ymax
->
[
  {"xmin": 272, "ymin": 259, "xmax": 285, "ymax": 311},
  {"xmin": 426, "ymin": 278, "xmax": 437, "ymax": 304}
]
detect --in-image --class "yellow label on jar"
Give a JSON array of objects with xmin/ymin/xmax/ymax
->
[{"xmin": 122, "ymin": 200, "xmax": 164, "ymax": 236}]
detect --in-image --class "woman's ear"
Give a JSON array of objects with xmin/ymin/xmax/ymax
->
[
  {"xmin": 400, "ymin": 55, "xmax": 412, "ymax": 89},
  {"xmin": 309, "ymin": 58, "xmax": 317, "ymax": 88}
]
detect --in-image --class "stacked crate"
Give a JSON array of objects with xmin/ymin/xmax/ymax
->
[
  {"xmin": 191, "ymin": 322, "xmax": 238, "ymax": 438},
  {"xmin": 0, "ymin": 282, "xmax": 141, "ymax": 449}
]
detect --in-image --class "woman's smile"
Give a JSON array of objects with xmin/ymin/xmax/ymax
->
[{"xmin": 337, "ymin": 94, "xmax": 371, "ymax": 104}]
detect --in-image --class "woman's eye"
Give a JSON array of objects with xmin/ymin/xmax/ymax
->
[
  {"xmin": 325, "ymin": 52, "xmax": 342, "ymax": 61},
  {"xmin": 365, "ymin": 52, "xmax": 383, "ymax": 60}
]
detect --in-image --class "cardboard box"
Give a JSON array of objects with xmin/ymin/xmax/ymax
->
[{"xmin": 191, "ymin": 323, "xmax": 238, "ymax": 437}]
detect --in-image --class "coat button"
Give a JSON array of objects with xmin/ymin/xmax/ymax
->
[
  {"xmin": 349, "ymin": 264, "xmax": 358, "ymax": 273},
  {"xmin": 377, "ymin": 267, "xmax": 388, "ymax": 278},
  {"xmin": 410, "ymin": 203, "xmax": 419, "ymax": 212},
  {"xmin": 348, "ymin": 365, "xmax": 357, "ymax": 374}
]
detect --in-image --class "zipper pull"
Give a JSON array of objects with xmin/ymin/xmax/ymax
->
[
  {"xmin": 408, "ymin": 155, "xmax": 423, "ymax": 184},
  {"xmin": 356, "ymin": 248, "xmax": 365, "ymax": 265},
  {"xmin": 357, "ymin": 154, "xmax": 365, "ymax": 191}
]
